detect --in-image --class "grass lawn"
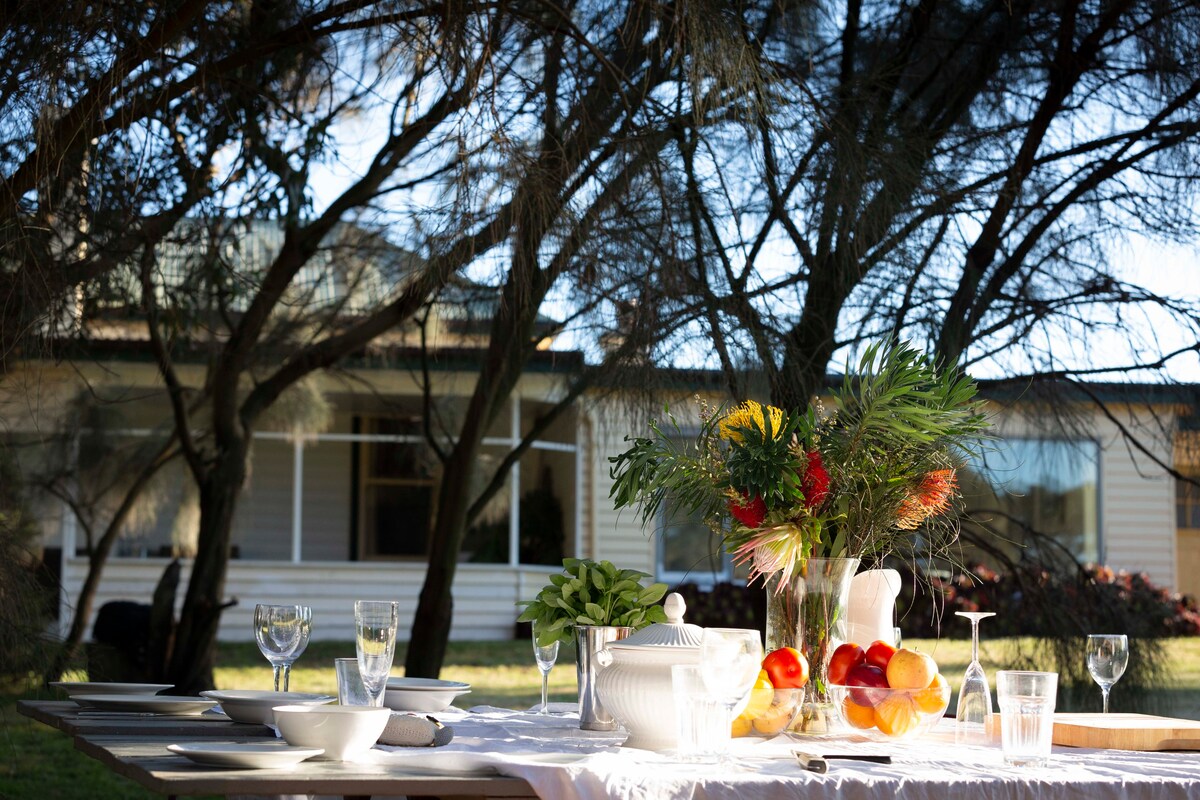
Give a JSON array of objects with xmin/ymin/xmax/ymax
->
[{"xmin": 4, "ymin": 636, "xmax": 1200, "ymax": 799}]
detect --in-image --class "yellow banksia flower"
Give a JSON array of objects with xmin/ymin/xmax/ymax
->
[{"xmin": 719, "ymin": 400, "xmax": 785, "ymax": 443}]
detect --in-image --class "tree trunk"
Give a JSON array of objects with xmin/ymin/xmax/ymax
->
[
  {"xmin": 167, "ymin": 449, "xmax": 246, "ymax": 694},
  {"xmin": 405, "ymin": 443, "xmax": 480, "ymax": 677}
]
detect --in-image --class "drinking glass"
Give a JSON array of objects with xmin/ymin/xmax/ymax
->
[
  {"xmin": 698, "ymin": 628, "xmax": 763, "ymax": 759},
  {"xmin": 1086, "ymin": 634, "xmax": 1129, "ymax": 714},
  {"xmin": 254, "ymin": 604, "xmax": 305, "ymax": 691},
  {"xmin": 279, "ymin": 606, "xmax": 312, "ymax": 692},
  {"xmin": 997, "ymin": 670, "xmax": 1058, "ymax": 767},
  {"xmin": 354, "ymin": 600, "xmax": 399, "ymax": 707},
  {"xmin": 955, "ymin": 610, "xmax": 996, "ymax": 744},
  {"xmin": 532, "ymin": 624, "xmax": 559, "ymax": 715}
]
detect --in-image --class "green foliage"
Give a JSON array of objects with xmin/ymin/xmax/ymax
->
[{"xmin": 517, "ymin": 558, "xmax": 669, "ymax": 646}]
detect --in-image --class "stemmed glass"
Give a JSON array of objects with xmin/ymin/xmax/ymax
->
[
  {"xmin": 1086, "ymin": 634, "xmax": 1129, "ymax": 714},
  {"xmin": 532, "ymin": 623, "xmax": 559, "ymax": 715},
  {"xmin": 699, "ymin": 628, "xmax": 763, "ymax": 760},
  {"xmin": 955, "ymin": 611, "xmax": 996, "ymax": 743},
  {"xmin": 355, "ymin": 600, "xmax": 399, "ymax": 707},
  {"xmin": 278, "ymin": 606, "xmax": 311, "ymax": 692},
  {"xmin": 253, "ymin": 604, "xmax": 305, "ymax": 692}
]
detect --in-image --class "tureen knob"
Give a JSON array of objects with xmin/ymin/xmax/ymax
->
[{"xmin": 663, "ymin": 592, "xmax": 686, "ymax": 624}]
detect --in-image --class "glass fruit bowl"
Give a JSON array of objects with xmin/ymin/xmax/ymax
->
[
  {"xmin": 828, "ymin": 681, "xmax": 949, "ymax": 740},
  {"xmin": 732, "ymin": 687, "xmax": 805, "ymax": 738}
]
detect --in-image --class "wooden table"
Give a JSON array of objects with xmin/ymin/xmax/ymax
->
[
  {"xmin": 19, "ymin": 700, "xmax": 274, "ymax": 738},
  {"xmin": 20, "ymin": 700, "xmax": 538, "ymax": 799},
  {"xmin": 75, "ymin": 735, "xmax": 539, "ymax": 799}
]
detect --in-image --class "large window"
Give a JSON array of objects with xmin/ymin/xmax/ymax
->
[
  {"xmin": 657, "ymin": 504, "xmax": 735, "ymax": 587},
  {"xmin": 962, "ymin": 438, "xmax": 1101, "ymax": 564},
  {"xmin": 354, "ymin": 400, "xmax": 577, "ymax": 565}
]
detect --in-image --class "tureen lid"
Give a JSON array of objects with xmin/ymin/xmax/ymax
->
[{"xmin": 610, "ymin": 593, "xmax": 703, "ymax": 649}]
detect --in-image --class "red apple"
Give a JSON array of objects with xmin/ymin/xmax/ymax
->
[
  {"xmin": 864, "ymin": 640, "xmax": 898, "ymax": 672},
  {"xmin": 845, "ymin": 663, "xmax": 888, "ymax": 707},
  {"xmin": 761, "ymin": 647, "xmax": 810, "ymax": 689},
  {"xmin": 828, "ymin": 642, "xmax": 866, "ymax": 685}
]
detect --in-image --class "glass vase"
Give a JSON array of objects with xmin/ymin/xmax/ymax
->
[{"xmin": 765, "ymin": 556, "xmax": 860, "ymax": 733}]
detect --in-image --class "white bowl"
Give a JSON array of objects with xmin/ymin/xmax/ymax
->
[
  {"xmin": 273, "ymin": 705, "xmax": 392, "ymax": 761},
  {"xmin": 383, "ymin": 678, "xmax": 471, "ymax": 712},
  {"xmin": 200, "ymin": 690, "xmax": 334, "ymax": 725}
]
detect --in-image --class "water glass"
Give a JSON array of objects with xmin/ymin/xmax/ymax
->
[
  {"xmin": 334, "ymin": 657, "xmax": 371, "ymax": 706},
  {"xmin": 671, "ymin": 664, "xmax": 726, "ymax": 762},
  {"xmin": 997, "ymin": 670, "xmax": 1058, "ymax": 767},
  {"xmin": 354, "ymin": 600, "xmax": 399, "ymax": 707}
]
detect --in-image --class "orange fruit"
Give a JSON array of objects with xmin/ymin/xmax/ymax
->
[
  {"xmin": 914, "ymin": 673, "xmax": 951, "ymax": 715},
  {"xmin": 874, "ymin": 692, "xmax": 920, "ymax": 737},
  {"xmin": 752, "ymin": 689, "xmax": 801, "ymax": 735},
  {"xmin": 842, "ymin": 697, "xmax": 876, "ymax": 729}
]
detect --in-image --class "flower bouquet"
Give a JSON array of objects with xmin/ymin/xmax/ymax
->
[{"xmin": 609, "ymin": 341, "xmax": 990, "ymax": 730}]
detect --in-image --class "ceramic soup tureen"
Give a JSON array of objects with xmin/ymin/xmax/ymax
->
[{"xmin": 593, "ymin": 592, "xmax": 703, "ymax": 751}]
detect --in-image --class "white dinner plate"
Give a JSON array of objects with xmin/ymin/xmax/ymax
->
[
  {"xmin": 167, "ymin": 742, "xmax": 325, "ymax": 769},
  {"xmin": 52, "ymin": 681, "xmax": 174, "ymax": 702},
  {"xmin": 71, "ymin": 694, "xmax": 219, "ymax": 715},
  {"xmin": 199, "ymin": 690, "xmax": 334, "ymax": 725}
]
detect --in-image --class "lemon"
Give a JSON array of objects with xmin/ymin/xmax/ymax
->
[{"xmin": 741, "ymin": 670, "xmax": 774, "ymax": 719}]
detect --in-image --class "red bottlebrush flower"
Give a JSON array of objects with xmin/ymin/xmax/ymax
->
[
  {"xmin": 896, "ymin": 469, "xmax": 957, "ymax": 530},
  {"xmin": 801, "ymin": 450, "xmax": 831, "ymax": 510},
  {"xmin": 727, "ymin": 492, "xmax": 767, "ymax": 528}
]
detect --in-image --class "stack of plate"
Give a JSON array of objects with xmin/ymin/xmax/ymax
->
[{"xmin": 383, "ymin": 677, "xmax": 471, "ymax": 712}]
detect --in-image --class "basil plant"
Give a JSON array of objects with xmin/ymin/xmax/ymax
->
[{"xmin": 518, "ymin": 558, "xmax": 669, "ymax": 647}]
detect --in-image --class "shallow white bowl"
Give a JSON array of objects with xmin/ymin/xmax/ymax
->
[
  {"xmin": 273, "ymin": 704, "xmax": 392, "ymax": 761},
  {"xmin": 200, "ymin": 690, "xmax": 334, "ymax": 725},
  {"xmin": 383, "ymin": 677, "xmax": 471, "ymax": 712}
]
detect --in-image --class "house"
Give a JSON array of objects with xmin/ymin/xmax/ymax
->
[{"xmin": 4, "ymin": 223, "xmax": 1198, "ymax": 643}]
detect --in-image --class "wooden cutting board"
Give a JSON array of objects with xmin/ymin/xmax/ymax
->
[{"xmin": 1051, "ymin": 713, "xmax": 1200, "ymax": 751}]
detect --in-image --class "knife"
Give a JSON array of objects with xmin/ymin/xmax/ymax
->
[{"xmin": 793, "ymin": 751, "xmax": 892, "ymax": 772}]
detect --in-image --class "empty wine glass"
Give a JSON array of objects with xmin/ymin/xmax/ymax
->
[
  {"xmin": 532, "ymin": 623, "xmax": 559, "ymax": 715},
  {"xmin": 254, "ymin": 604, "xmax": 305, "ymax": 691},
  {"xmin": 279, "ymin": 606, "xmax": 312, "ymax": 692},
  {"xmin": 955, "ymin": 611, "xmax": 996, "ymax": 744},
  {"xmin": 355, "ymin": 600, "xmax": 399, "ymax": 707},
  {"xmin": 1086, "ymin": 634, "xmax": 1129, "ymax": 714},
  {"xmin": 699, "ymin": 628, "xmax": 763, "ymax": 760}
]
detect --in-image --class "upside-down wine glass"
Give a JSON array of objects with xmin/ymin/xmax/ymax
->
[
  {"xmin": 699, "ymin": 628, "xmax": 763, "ymax": 761},
  {"xmin": 253, "ymin": 604, "xmax": 305, "ymax": 692},
  {"xmin": 1086, "ymin": 634, "xmax": 1129, "ymax": 714},
  {"xmin": 355, "ymin": 600, "xmax": 399, "ymax": 707},
  {"xmin": 279, "ymin": 606, "xmax": 312, "ymax": 692},
  {"xmin": 955, "ymin": 611, "xmax": 996, "ymax": 744},
  {"xmin": 532, "ymin": 622, "xmax": 559, "ymax": 715}
]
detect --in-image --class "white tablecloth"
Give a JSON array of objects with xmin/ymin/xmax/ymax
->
[{"xmin": 368, "ymin": 705, "xmax": 1200, "ymax": 800}]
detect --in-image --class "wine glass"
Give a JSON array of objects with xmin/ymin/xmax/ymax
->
[
  {"xmin": 279, "ymin": 606, "xmax": 312, "ymax": 692},
  {"xmin": 1086, "ymin": 634, "xmax": 1129, "ymax": 714},
  {"xmin": 355, "ymin": 600, "xmax": 399, "ymax": 707},
  {"xmin": 955, "ymin": 611, "xmax": 996, "ymax": 744},
  {"xmin": 253, "ymin": 604, "xmax": 305, "ymax": 692},
  {"xmin": 698, "ymin": 628, "xmax": 763, "ymax": 759},
  {"xmin": 532, "ymin": 623, "xmax": 559, "ymax": 715}
]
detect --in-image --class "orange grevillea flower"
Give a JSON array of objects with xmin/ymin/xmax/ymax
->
[
  {"xmin": 732, "ymin": 524, "xmax": 807, "ymax": 593},
  {"xmin": 895, "ymin": 469, "xmax": 958, "ymax": 530},
  {"xmin": 718, "ymin": 400, "xmax": 785, "ymax": 443}
]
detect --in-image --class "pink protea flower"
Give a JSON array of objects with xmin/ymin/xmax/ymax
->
[{"xmin": 732, "ymin": 524, "xmax": 807, "ymax": 594}]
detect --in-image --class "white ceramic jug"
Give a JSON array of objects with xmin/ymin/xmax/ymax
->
[{"xmin": 844, "ymin": 568, "xmax": 901, "ymax": 647}]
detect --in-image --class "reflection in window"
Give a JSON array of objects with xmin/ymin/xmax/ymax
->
[
  {"xmin": 962, "ymin": 438, "xmax": 1100, "ymax": 564},
  {"xmin": 657, "ymin": 503, "xmax": 738, "ymax": 587}
]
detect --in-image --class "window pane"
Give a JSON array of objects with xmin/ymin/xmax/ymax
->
[
  {"xmin": 363, "ymin": 484, "xmax": 432, "ymax": 557},
  {"xmin": 460, "ymin": 447, "xmax": 511, "ymax": 564},
  {"xmin": 963, "ymin": 438, "xmax": 1099, "ymax": 564},
  {"xmin": 518, "ymin": 450, "xmax": 574, "ymax": 566}
]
